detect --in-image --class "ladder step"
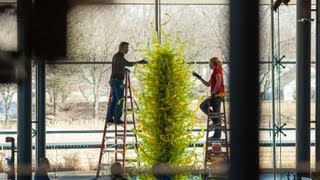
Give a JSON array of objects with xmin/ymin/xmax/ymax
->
[
  {"xmin": 208, "ymin": 112, "xmax": 224, "ymax": 116},
  {"xmin": 104, "ymin": 121, "xmax": 135, "ymax": 125},
  {"xmin": 208, "ymin": 138, "xmax": 227, "ymax": 143},
  {"xmin": 105, "ymin": 136, "xmax": 125, "ymax": 140},
  {"xmin": 103, "ymin": 149, "xmax": 124, "ymax": 153},
  {"xmin": 126, "ymin": 121, "xmax": 134, "ymax": 124},
  {"xmin": 105, "ymin": 145, "xmax": 123, "ymax": 148},
  {"xmin": 99, "ymin": 163, "xmax": 112, "ymax": 168},
  {"xmin": 207, "ymin": 151, "xmax": 229, "ymax": 157},
  {"xmin": 127, "ymin": 108, "xmax": 139, "ymax": 112},
  {"xmin": 206, "ymin": 126, "xmax": 227, "ymax": 131}
]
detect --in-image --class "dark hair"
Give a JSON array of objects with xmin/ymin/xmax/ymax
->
[
  {"xmin": 119, "ymin": 42, "xmax": 129, "ymax": 50},
  {"xmin": 40, "ymin": 157, "xmax": 49, "ymax": 165}
]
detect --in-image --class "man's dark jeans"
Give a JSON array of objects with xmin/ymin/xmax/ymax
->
[{"xmin": 106, "ymin": 78, "xmax": 124, "ymax": 122}]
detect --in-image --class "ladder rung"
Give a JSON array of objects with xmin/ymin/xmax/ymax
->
[
  {"xmin": 207, "ymin": 151, "xmax": 229, "ymax": 157},
  {"xmin": 209, "ymin": 144, "xmax": 229, "ymax": 148},
  {"xmin": 206, "ymin": 126, "xmax": 227, "ymax": 131},
  {"xmin": 208, "ymin": 138, "xmax": 227, "ymax": 143},
  {"xmin": 104, "ymin": 144, "xmax": 124, "ymax": 148},
  {"xmin": 208, "ymin": 112, "xmax": 224, "ymax": 116},
  {"xmin": 99, "ymin": 163, "xmax": 112, "ymax": 166},
  {"xmin": 105, "ymin": 136, "xmax": 125, "ymax": 140},
  {"xmin": 103, "ymin": 149, "xmax": 124, "ymax": 153}
]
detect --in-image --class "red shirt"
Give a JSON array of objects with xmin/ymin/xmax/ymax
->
[{"xmin": 210, "ymin": 66, "xmax": 225, "ymax": 94}]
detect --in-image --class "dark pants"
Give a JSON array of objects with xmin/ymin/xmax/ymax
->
[
  {"xmin": 200, "ymin": 96, "xmax": 224, "ymax": 137},
  {"xmin": 106, "ymin": 78, "xmax": 124, "ymax": 122}
]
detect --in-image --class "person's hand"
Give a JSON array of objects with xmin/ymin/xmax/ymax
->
[
  {"xmin": 139, "ymin": 59, "xmax": 148, "ymax": 64},
  {"xmin": 192, "ymin": 71, "xmax": 201, "ymax": 79}
]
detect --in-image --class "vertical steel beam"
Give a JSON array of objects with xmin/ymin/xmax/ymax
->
[
  {"xmin": 155, "ymin": 0, "xmax": 161, "ymax": 42},
  {"xmin": 296, "ymin": 0, "xmax": 311, "ymax": 179},
  {"xmin": 36, "ymin": 61, "xmax": 46, "ymax": 170},
  {"xmin": 17, "ymin": 0, "xmax": 32, "ymax": 179},
  {"xmin": 229, "ymin": 1, "xmax": 260, "ymax": 180},
  {"xmin": 316, "ymin": 0, "xmax": 320, "ymax": 175},
  {"xmin": 270, "ymin": 1, "xmax": 277, "ymax": 178}
]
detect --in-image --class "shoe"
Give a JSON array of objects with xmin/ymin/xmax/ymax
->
[
  {"xmin": 114, "ymin": 120, "xmax": 124, "ymax": 125},
  {"xmin": 106, "ymin": 119, "xmax": 114, "ymax": 123},
  {"xmin": 209, "ymin": 136, "xmax": 221, "ymax": 141},
  {"xmin": 208, "ymin": 119, "xmax": 222, "ymax": 130},
  {"xmin": 209, "ymin": 134, "xmax": 221, "ymax": 140},
  {"xmin": 208, "ymin": 123, "xmax": 221, "ymax": 130},
  {"xmin": 211, "ymin": 119, "xmax": 222, "ymax": 126}
]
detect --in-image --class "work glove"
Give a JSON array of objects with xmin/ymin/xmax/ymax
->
[
  {"xmin": 192, "ymin": 71, "xmax": 201, "ymax": 79},
  {"xmin": 139, "ymin": 59, "xmax": 148, "ymax": 64}
]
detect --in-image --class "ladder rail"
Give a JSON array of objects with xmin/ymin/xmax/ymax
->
[
  {"xmin": 127, "ymin": 72, "xmax": 141, "ymax": 167},
  {"xmin": 222, "ymin": 99, "xmax": 229, "ymax": 161},
  {"xmin": 122, "ymin": 70, "xmax": 129, "ymax": 175},
  {"xmin": 204, "ymin": 102, "xmax": 211, "ymax": 168},
  {"xmin": 96, "ymin": 91, "xmax": 112, "ymax": 178}
]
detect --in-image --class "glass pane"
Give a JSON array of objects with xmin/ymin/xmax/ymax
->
[
  {"xmin": 67, "ymin": 4, "xmax": 154, "ymax": 62},
  {"xmin": 0, "ymin": 5, "xmax": 16, "ymax": 51},
  {"xmin": 161, "ymin": 4, "xmax": 229, "ymax": 63}
]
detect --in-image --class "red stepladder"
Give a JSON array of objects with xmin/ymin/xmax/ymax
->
[
  {"xmin": 96, "ymin": 69, "xmax": 140, "ymax": 179},
  {"xmin": 204, "ymin": 98, "xmax": 230, "ymax": 179}
]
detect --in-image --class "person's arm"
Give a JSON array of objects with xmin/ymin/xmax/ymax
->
[
  {"xmin": 211, "ymin": 73, "xmax": 222, "ymax": 95},
  {"xmin": 122, "ymin": 58, "xmax": 146, "ymax": 66},
  {"xmin": 122, "ymin": 57, "xmax": 135, "ymax": 67},
  {"xmin": 193, "ymin": 71, "xmax": 210, "ymax": 87}
]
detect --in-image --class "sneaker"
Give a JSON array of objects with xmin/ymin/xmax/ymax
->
[
  {"xmin": 209, "ymin": 136, "xmax": 221, "ymax": 141},
  {"xmin": 208, "ymin": 123, "xmax": 221, "ymax": 130},
  {"xmin": 114, "ymin": 120, "xmax": 124, "ymax": 125},
  {"xmin": 209, "ymin": 134, "xmax": 221, "ymax": 140},
  {"xmin": 211, "ymin": 119, "xmax": 222, "ymax": 126},
  {"xmin": 106, "ymin": 119, "xmax": 114, "ymax": 123}
]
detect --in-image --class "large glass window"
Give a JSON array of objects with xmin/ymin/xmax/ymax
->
[
  {"xmin": 67, "ymin": 4, "xmax": 154, "ymax": 62},
  {"xmin": 0, "ymin": 1, "xmax": 318, "ymax": 177}
]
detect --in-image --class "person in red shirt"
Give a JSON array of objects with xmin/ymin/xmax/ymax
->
[{"xmin": 193, "ymin": 57, "xmax": 225, "ymax": 140}]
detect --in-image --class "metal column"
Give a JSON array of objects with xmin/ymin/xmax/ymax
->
[
  {"xmin": 155, "ymin": 0, "xmax": 161, "ymax": 42},
  {"xmin": 229, "ymin": 1, "xmax": 260, "ymax": 180},
  {"xmin": 270, "ymin": 1, "xmax": 277, "ymax": 178},
  {"xmin": 316, "ymin": 0, "xmax": 320, "ymax": 175},
  {"xmin": 36, "ymin": 60, "xmax": 46, "ymax": 170},
  {"xmin": 296, "ymin": 0, "xmax": 311, "ymax": 179},
  {"xmin": 17, "ymin": 0, "xmax": 32, "ymax": 179}
]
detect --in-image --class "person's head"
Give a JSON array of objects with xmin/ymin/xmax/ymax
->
[
  {"xmin": 111, "ymin": 162, "xmax": 122, "ymax": 176},
  {"xmin": 119, "ymin": 42, "xmax": 129, "ymax": 54},
  {"xmin": 209, "ymin": 57, "xmax": 222, "ymax": 69},
  {"xmin": 39, "ymin": 157, "xmax": 50, "ymax": 171}
]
